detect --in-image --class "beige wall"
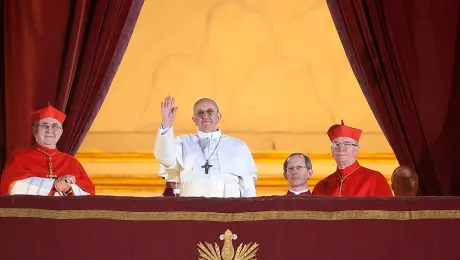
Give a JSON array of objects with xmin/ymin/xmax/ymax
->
[
  {"xmin": 79, "ymin": 0, "xmax": 392, "ymax": 154},
  {"xmin": 76, "ymin": 0, "xmax": 396, "ymax": 196}
]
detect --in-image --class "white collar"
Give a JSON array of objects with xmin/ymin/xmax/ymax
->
[
  {"xmin": 197, "ymin": 129, "xmax": 222, "ymax": 140},
  {"xmin": 289, "ymin": 188, "xmax": 309, "ymax": 195}
]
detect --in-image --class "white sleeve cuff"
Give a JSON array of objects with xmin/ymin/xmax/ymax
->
[
  {"xmin": 10, "ymin": 177, "xmax": 54, "ymax": 196},
  {"xmin": 159, "ymin": 124, "xmax": 172, "ymax": 135},
  {"xmin": 70, "ymin": 184, "xmax": 91, "ymax": 196}
]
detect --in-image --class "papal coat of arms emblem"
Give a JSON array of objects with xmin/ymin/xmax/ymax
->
[{"xmin": 197, "ymin": 229, "xmax": 259, "ymax": 260}]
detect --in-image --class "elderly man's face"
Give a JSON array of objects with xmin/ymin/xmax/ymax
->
[
  {"xmin": 284, "ymin": 154, "xmax": 312, "ymax": 187},
  {"xmin": 33, "ymin": 118, "xmax": 63, "ymax": 148},
  {"xmin": 331, "ymin": 136, "xmax": 359, "ymax": 163},
  {"xmin": 192, "ymin": 99, "xmax": 221, "ymax": 133}
]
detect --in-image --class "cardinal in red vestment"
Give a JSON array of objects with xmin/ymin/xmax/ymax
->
[
  {"xmin": 283, "ymin": 153, "xmax": 312, "ymax": 196},
  {"xmin": 0, "ymin": 104, "xmax": 95, "ymax": 196},
  {"xmin": 312, "ymin": 121, "xmax": 393, "ymax": 197}
]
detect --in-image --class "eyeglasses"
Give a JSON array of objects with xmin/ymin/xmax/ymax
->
[
  {"xmin": 36, "ymin": 124, "xmax": 62, "ymax": 131},
  {"xmin": 286, "ymin": 165, "xmax": 308, "ymax": 172},
  {"xmin": 331, "ymin": 141, "xmax": 358, "ymax": 149},
  {"xmin": 195, "ymin": 109, "xmax": 219, "ymax": 117}
]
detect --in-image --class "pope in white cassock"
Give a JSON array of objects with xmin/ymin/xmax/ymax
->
[{"xmin": 153, "ymin": 96, "xmax": 257, "ymax": 198}]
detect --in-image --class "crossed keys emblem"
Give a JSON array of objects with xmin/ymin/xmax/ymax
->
[{"xmin": 197, "ymin": 229, "xmax": 259, "ymax": 260}]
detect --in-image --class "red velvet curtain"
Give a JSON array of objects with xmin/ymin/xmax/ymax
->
[
  {"xmin": 0, "ymin": 0, "xmax": 143, "ymax": 170},
  {"xmin": 0, "ymin": 0, "xmax": 5, "ymax": 173},
  {"xmin": 327, "ymin": 0, "xmax": 460, "ymax": 195}
]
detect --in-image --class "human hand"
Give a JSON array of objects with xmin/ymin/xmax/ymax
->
[
  {"xmin": 54, "ymin": 177, "xmax": 71, "ymax": 192},
  {"xmin": 61, "ymin": 175, "xmax": 76, "ymax": 185},
  {"xmin": 160, "ymin": 95, "xmax": 179, "ymax": 129}
]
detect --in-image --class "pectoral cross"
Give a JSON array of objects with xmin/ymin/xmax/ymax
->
[
  {"xmin": 201, "ymin": 161, "xmax": 212, "ymax": 174},
  {"xmin": 34, "ymin": 146, "xmax": 58, "ymax": 179},
  {"xmin": 46, "ymin": 172, "xmax": 57, "ymax": 179}
]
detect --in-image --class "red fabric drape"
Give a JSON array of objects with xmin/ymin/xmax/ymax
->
[
  {"xmin": 0, "ymin": 0, "xmax": 5, "ymax": 173},
  {"xmin": 0, "ymin": 0, "xmax": 143, "ymax": 166},
  {"xmin": 2, "ymin": 196, "xmax": 460, "ymax": 260},
  {"xmin": 327, "ymin": 0, "xmax": 460, "ymax": 195}
]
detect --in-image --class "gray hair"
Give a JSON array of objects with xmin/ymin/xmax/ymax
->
[
  {"xmin": 31, "ymin": 120, "xmax": 63, "ymax": 134},
  {"xmin": 283, "ymin": 152, "xmax": 312, "ymax": 172},
  {"xmin": 32, "ymin": 120, "xmax": 62, "ymax": 128},
  {"xmin": 193, "ymin": 98, "xmax": 219, "ymax": 113}
]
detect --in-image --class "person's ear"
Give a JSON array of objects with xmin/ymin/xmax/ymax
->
[
  {"xmin": 192, "ymin": 115, "xmax": 199, "ymax": 126},
  {"xmin": 352, "ymin": 146, "xmax": 359, "ymax": 156},
  {"xmin": 409, "ymin": 179, "xmax": 415, "ymax": 188}
]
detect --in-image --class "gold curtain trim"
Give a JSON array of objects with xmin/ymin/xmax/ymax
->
[{"xmin": 1, "ymin": 208, "xmax": 459, "ymax": 221}]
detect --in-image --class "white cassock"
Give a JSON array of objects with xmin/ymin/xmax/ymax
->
[
  {"xmin": 154, "ymin": 126, "xmax": 257, "ymax": 198},
  {"xmin": 10, "ymin": 178, "xmax": 90, "ymax": 196}
]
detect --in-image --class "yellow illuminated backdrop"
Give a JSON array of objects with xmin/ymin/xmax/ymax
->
[{"xmin": 76, "ymin": 0, "xmax": 397, "ymax": 196}]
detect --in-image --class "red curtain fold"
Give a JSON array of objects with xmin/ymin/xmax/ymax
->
[
  {"xmin": 68, "ymin": 0, "xmax": 144, "ymax": 156},
  {"xmin": 0, "ymin": 0, "xmax": 143, "ymax": 168},
  {"xmin": 0, "ymin": 0, "xmax": 5, "ymax": 173},
  {"xmin": 327, "ymin": 0, "xmax": 460, "ymax": 195}
]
